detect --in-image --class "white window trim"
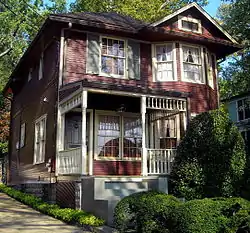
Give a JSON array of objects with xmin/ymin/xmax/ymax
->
[
  {"xmin": 180, "ymin": 43, "xmax": 205, "ymax": 84},
  {"xmin": 152, "ymin": 42, "xmax": 177, "ymax": 82},
  {"xmin": 94, "ymin": 110, "xmax": 141, "ymax": 161},
  {"xmin": 28, "ymin": 68, "xmax": 32, "ymax": 82},
  {"xmin": 20, "ymin": 123, "xmax": 26, "ymax": 148},
  {"xmin": 33, "ymin": 114, "xmax": 47, "ymax": 165},
  {"xmin": 236, "ymin": 97, "xmax": 250, "ymax": 122},
  {"xmin": 178, "ymin": 16, "xmax": 202, "ymax": 34},
  {"xmin": 99, "ymin": 36, "xmax": 128, "ymax": 79},
  {"xmin": 206, "ymin": 50, "xmax": 214, "ymax": 89},
  {"xmin": 38, "ymin": 53, "xmax": 43, "ymax": 80}
]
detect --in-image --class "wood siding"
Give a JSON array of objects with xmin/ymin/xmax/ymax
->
[
  {"xmin": 63, "ymin": 31, "xmax": 218, "ymax": 114},
  {"xmin": 93, "ymin": 160, "xmax": 141, "ymax": 176},
  {"xmin": 9, "ymin": 40, "xmax": 60, "ymax": 184}
]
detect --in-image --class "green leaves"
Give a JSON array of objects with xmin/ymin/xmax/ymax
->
[
  {"xmin": 170, "ymin": 107, "xmax": 247, "ymax": 200},
  {"xmin": 70, "ymin": 0, "xmax": 208, "ymax": 23}
]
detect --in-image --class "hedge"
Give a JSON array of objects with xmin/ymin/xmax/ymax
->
[
  {"xmin": 0, "ymin": 184, "xmax": 104, "ymax": 227},
  {"xmin": 114, "ymin": 190, "xmax": 181, "ymax": 233},
  {"xmin": 114, "ymin": 191, "xmax": 250, "ymax": 233}
]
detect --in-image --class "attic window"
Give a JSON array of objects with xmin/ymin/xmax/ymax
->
[{"xmin": 178, "ymin": 16, "xmax": 201, "ymax": 34}]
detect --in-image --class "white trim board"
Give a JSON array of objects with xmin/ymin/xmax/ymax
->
[{"xmin": 150, "ymin": 2, "xmax": 238, "ymax": 44}]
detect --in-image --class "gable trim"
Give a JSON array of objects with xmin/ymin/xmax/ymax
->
[{"xmin": 150, "ymin": 2, "xmax": 238, "ymax": 44}]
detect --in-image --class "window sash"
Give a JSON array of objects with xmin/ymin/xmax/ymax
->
[
  {"xmin": 237, "ymin": 98, "xmax": 250, "ymax": 121},
  {"xmin": 101, "ymin": 37, "xmax": 126, "ymax": 77},
  {"xmin": 96, "ymin": 114, "xmax": 142, "ymax": 159},
  {"xmin": 154, "ymin": 44, "xmax": 174, "ymax": 81},
  {"xmin": 34, "ymin": 115, "xmax": 46, "ymax": 164}
]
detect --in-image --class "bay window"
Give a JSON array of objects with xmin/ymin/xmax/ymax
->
[
  {"xmin": 96, "ymin": 113, "xmax": 142, "ymax": 159},
  {"xmin": 153, "ymin": 44, "xmax": 175, "ymax": 81},
  {"xmin": 181, "ymin": 45, "xmax": 204, "ymax": 83}
]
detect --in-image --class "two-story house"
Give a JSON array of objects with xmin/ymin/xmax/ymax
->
[
  {"xmin": 4, "ymin": 3, "xmax": 241, "ymax": 224},
  {"xmin": 226, "ymin": 92, "xmax": 250, "ymax": 155}
]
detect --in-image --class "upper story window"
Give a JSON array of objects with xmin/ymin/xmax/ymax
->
[
  {"xmin": 101, "ymin": 38, "xmax": 125, "ymax": 77},
  {"xmin": 178, "ymin": 16, "xmax": 202, "ymax": 34},
  {"xmin": 237, "ymin": 98, "xmax": 250, "ymax": 121},
  {"xmin": 86, "ymin": 34, "xmax": 140, "ymax": 80},
  {"xmin": 152, "ymin": 43, "xmax": 176, "ymax": 82},
  {"xmin": 181, "ymin": 44, "xmax": 204, "ymax": 83},
  {"xmin": 39, "ymin": 53, "xmax": 43, "ymax": 80}
]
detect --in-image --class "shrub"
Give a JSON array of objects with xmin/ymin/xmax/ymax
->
[
  {"xmin": 0, "ymin": 184, "xmax": 104, "ymax": 227},
  {"xmin": 170, "ymin": 107, "xmax": 246, "ymax": 200},
  {"xmin": 114, "ymin": 190, "xmax": 180, "ymax": 233},
  {"xmin": 169, "ymin": 197, "xmax": 250, "ymax": 233}
]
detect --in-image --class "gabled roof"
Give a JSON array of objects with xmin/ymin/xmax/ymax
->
[{"xmin": 150, "ymin": 2, "xmax": 237, "ymax": 44}]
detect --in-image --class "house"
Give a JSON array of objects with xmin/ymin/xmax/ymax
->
[
  {"xmin": 226, "ymin": 91, "xmax": 250, "ymax": 155},
  {"xmin": 4, "ymin": 3, "xmax": 241, "ymax": 224}
]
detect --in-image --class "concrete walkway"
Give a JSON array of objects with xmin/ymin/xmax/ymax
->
[{"xmin": 0, "ymin": 192, "xmax": 91, "ymax": 233}]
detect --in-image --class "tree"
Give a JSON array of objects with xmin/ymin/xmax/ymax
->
[
  {"xmin": 170, "ymin": 107, "xmax": 246, "ymax": 200},
  {"xmin": 70, "ymin": 0, "xmax": 208, "ymax": 23},
  {"xmin": 217, "ymin": 0, "xmax": 250, "ymax": 99}
]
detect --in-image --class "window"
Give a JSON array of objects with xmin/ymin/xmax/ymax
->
[
  {"xmin": 153, "ymin": 44, "xmax": 175, "ymax": 81},
  {"xmin": 178, "ymin": 16, "xmax": 202, "ymax": 34},
  {"xmin": 20, "ymin": 123, "xmax": 25, "ymax": 148},
  {"xmin": 181, "ymin": 45, "xmax": 204, "ymax": 83},
  {"xmin": 39, "ymin": 53, "xmax": 43, "ymax": 80},
  {"xmin": 96, "ymin": 114, "xmax": 142, "ymax": 159},
  {"xmin": 206, "ymin": 52, "xmax": 214, "ymax": 88},
  {"xmin": 34, "ymin": 114, "xmax": 47, "ymax": 164},
  {"xmin": 28, "ymin": 68, "xmax": 32, "ymax": 82},
  {"xmin": 101, "ymin": 38, "xmax": 125, "ymax": 77},
  {"xmin": 237, "ymin": 98, "xmax": 250, "ymax": 121}
]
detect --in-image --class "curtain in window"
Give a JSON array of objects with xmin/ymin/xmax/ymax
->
[
  {"xmin": 182, "ymin": 46, "xmax": 202, "ymax": 82},
  {"xmin": 123, "ymin": 117, "xmax": 142, "ymax": 158},
  {"xmin": 97, "ymin": 115, "xmax": 120, "ymax": 157},
  {"xmin": 155, "ymin": 45, "xmax": 173, "ymax": 81}
]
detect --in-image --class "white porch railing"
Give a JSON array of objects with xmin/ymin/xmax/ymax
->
[
  {"xmin": 58, "ymin": 147, "xmax": 82, "ymax": 175},
  {"xmin": 147, "ymin": 149, "xmax": 176, "ymax": 175}
]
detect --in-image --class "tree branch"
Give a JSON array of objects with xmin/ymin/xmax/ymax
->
[{"xmin": 0, "ymin": 48, "xmax": 12, "ymax": 58}]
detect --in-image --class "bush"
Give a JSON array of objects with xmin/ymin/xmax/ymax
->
[
  {"xmin": 114, "ymin": 190, "xmax": 180, "ymax": 233},
  {"xmin": 170, "ymin": 107, "xmax": 246, "ymax": 200},
  {"xmin": 169, "ymin": 197, "xmax": 250, "ymax": 233},
  {"xmin": 0, "ymin": 184, "xmax": 104, "ymax": 227}
]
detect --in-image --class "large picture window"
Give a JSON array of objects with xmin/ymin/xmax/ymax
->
[
  {"xmin": 182, "ymin": 45, "xmax": 203, "ymax": 83},
  {"xmin": 96, "ymin": 114, "xmax": 142, "ymax": 159},
  {"xmin": 153, "ymin": 44, "xmax": 174, "ymax": 81},
  {"xmin": 101, "ymin": 38, "xmax": 125, "ymax": 77}
]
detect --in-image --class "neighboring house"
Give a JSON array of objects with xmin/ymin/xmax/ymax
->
[
  {"xmin": 3, "ymin": 3, "xmax": 241, "ymax": 224},
  {"xmin": 226, "ymin": 92, "xmax": 250, "ymax": 155}
]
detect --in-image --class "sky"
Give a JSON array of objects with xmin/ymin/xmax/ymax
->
[{"xmin": 204, "ymin": 0, "xmax": 222, "ymax": 17}]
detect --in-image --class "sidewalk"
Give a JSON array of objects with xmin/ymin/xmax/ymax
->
[{"xmin": 0, "ymin": 192, "xmax": 91, "ymax": 233}]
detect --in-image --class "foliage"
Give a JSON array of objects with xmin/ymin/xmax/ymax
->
[
  {"xmin": 70, "ymin": 0, "xmax": 208, "ymax": 23},
  {"xmin": 114, "ymin": 190, "xmax": 180, "ymax": 233},
  {"xmin": 170, "ymin": 197, "xmax": 250, "ymax": 233},
  {"xmin": 217, "ymin": 0, "xmax": 250, "ymax": 99},
  {"xmin": 0, "ymin": 184, "xmax": 104, "ymax": 227},
  {"xmin": 170, "ymin": 107, "xmax": 246, "ymax": 200}
]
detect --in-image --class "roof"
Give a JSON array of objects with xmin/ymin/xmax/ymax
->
[
  {"xmin": 150, "ymin": 2, "xmax": 238, "ymax": 44},
  {"xmin": 50, "ymin": 12, "xmax": 148, "ymax": 32},
  {"xmin": 222, "ymin": 91, "xmax": 250, "ymax": 102}
]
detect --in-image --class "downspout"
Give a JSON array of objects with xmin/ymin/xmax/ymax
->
[{"xmin": 55, "ymin": 22, "xmax": 72, "ymax": 176}]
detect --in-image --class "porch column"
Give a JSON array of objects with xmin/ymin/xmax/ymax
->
[
  {"xmin": 141, "ymin": 95, "xmax": 147, "ymax": 176},
  {"xmin": 56, "ymin": 107, "xmax": 65, "ymax": 176},
  {"xmin": 81, "ymin": 90, "xmax": 88, "ymax": 175}
]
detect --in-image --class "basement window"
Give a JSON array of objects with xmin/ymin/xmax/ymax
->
[{"xmin": 178, "ymin": 16, "xmax": 202, "ymax": 34}]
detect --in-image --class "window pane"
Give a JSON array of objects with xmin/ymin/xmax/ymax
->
[
  {"xmin": 238, "ymin": 100, "xmax": 244, "ymax": 120},
  {"xmin": 102, "ymin": 38, "xmax": 107, "ymax": 54},
  {"xmin": 157, "ymin": 62, "xmax": 173, "ymax": 81},
  {"xmin": 244, "ymin": 99, "xmax": 250, "ymax": 119},
  {"xmin": 156, "ymin": 45, "xmax": 172, "ymax": 62},
  {"xmin": 182, "ymin": 20, "xmax": 198, "ymax": 31},
  {"xmin": 183, "ymin": 46, "xmax": 200, "ymax": 64},
  {"xmin": 123, "ymin": 117, "xmax": 142, "ymax": 158},
  {"xmin": 101, "ymin": 56, "xmax": 112, "ymax": 74},
  {"xmin": 97, "ymin": 115, "xmax": 120, "ymax": 157},
  {"xmin": 183, "ymin": 63, "xmax": 201, "ymax": 82}
]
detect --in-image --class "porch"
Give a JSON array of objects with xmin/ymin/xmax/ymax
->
[{"xmin": 56, "ymin": 88, "xmax": 187, "ymax": 176}]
